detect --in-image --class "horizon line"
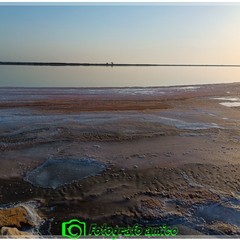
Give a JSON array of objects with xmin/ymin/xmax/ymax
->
[{"xmin": 1, "ymin": 61, "xmax": 240, "ymax": 67}]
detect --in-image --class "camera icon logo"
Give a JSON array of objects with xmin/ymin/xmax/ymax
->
[{"xmin": 62, "ymin": 219, "xmax": 86, "ymax": 239}]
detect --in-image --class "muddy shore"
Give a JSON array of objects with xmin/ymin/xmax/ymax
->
[{"xmin": 0, "ymin": 83, "xmax": 240, "ymax": 237}]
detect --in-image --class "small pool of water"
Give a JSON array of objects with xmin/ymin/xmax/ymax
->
[
  {"xmin": 194, "ymin": 199, "xmax": 240, "ymax": 227},
  {"xmin": 212, "ymin": 97, "xmax": 240, "ymax": 101},
  {"xmin": 24, "ymin": 158, "xmax": 106, "ymax": 189},
  {"xmin": 143, "ymin": 116, "xmax": 221, "ymax": 130},
  {"xmin": 220, "ymin": 102, "xmax": 240, "ymax": 107},
  {"xmin": 211, "ymin": 96, "xmax": 240, "ymax": 107},
  {"xmin": 141, "ymin": 197, "xmax": 240, "ymax": 235}
]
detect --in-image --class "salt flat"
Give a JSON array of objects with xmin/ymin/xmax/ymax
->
[{"xmin": 0, "ymin": 83, "xmax": 240, "ymax": 236}]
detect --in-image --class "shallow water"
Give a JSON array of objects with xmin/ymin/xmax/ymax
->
[
  {"xmin": 212, "ymin": 97, "xmax": 240, "ymax": 101},
  {"xmin": 0, "ymin": 108, "xmax": 222, "ymax": 134},
  {"xmin": 194, "ymin": 198, "xmax": 240, "ymax": 227},
  {"xmin": 211, "ymin": 96, "xmax": 240, "ymax": 107},
  {"xmin": 1, "ymin": 65, "xmax": 240, "ymax": 87},
  {"xmin": 141, "ymin": 197, "xmax": 240, "ymax": 235},
  {"xmin": 220, "ymin": 102, "xmax": 240, "ymax": 107},
  {"xmin": 141, "ymin": 115, "xmax": 221, "ymax": 130},
  {"xmin": 25, "ymin": 158, "xmax": 106, "ymax": 188}
]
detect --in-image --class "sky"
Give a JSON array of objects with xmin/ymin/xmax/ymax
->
[{"xmin": 1, "ymin": 3, "xmax": 240, "ymax": 64}]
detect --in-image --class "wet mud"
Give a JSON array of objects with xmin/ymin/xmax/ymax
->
[{"xmin": 0, "ymin": 83, "xmax": 240, "ymax": 237}]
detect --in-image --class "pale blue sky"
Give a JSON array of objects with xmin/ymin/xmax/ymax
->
[{"xmin": 1, "ymin": 4, "xmax": 240, "ymax": 64}]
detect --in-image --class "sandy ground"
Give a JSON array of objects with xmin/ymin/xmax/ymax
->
[{"xmin": 0, "ymin": 83, "xmax": 240, "ymax": 236}]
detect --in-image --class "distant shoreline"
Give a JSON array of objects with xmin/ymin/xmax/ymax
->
[{"xmin": 1, "ymin": 61, "xmax": 240, "ymax": 67}]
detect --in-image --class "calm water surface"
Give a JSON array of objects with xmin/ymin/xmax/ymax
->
[{"xmin": 1, "ymin": 65, "xmax": 240, "ymax": 87}]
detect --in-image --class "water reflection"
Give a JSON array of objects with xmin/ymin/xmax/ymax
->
[{"xmin": 1, "ymin": 65, "xmax": 240, "ymax": 87}]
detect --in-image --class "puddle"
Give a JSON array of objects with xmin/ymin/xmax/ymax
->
[
  {"xmin": 220, "ymin": 102, "xmax": 240, "ymax": 107},
  {"xmin": 212, "ymin": 97, "xmax": 240, "ymax": 101},
  {"xmin": 112, "ymin": 88, "xmax": 163, "ymax": 95},
  {"xmin": 142, "ymin": 116, "xmax": 221, "ymax": 130},
  {"xmin": 139, "ymin": 198, "xmax": 240, "ymax": 235},
  {"xmin": 173, "ymin": 86, "xmax": 200, "ymax": 91},
  {"xmin": 211, "ymin": 97, "xmax": 240, "ymax": 107},
  {"xmin": 193, "ymin": 199, "xmax": 240, "ymax": 227},
  {"xmin": 25, "ymin": 158, "xmax": 106, "ymax": 189}
]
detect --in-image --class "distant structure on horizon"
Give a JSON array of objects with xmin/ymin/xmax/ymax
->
[{"xmin": 106, "ymin": 62, "xmax": 114, "ymax": 67}]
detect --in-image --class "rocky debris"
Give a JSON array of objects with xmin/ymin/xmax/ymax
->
[
  {"xmin": 0, "ymin": 203, "xmax": 42, "ymax": 237},
  {"xmin": 130, "ymin": 154, "xmax": 146, "ymax": 159},
  {"xmin": 206, "ymin": 222, "xmax": 240, "ymax": 235},
  {"xmin": 163, "ymin": 151, "xmax": 174, "ymax": 157},
  {"xmin": 0, "ymin": 207, "xmax": 34, "ymax": 228},
  {"xmin": 0, "ymin": 227, "xmax": 35, "ymax": 238},
  {"xmin": 141, "ymin": 198, "xmax": 162, "ymax": 209},
  {"xmin": 93, "ymin": 144, "xmax": 101, "ymax": 149}
]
